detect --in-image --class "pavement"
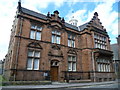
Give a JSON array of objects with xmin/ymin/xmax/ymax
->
[{"xmin": 0, "ymin": 81, "xmax": 119, "ymax": 90}]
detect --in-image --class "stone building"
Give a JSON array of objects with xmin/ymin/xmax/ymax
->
[
  {"xmin": 111, "ymin": 35, "xmax": 120, "ymax": 78},
  {"xmin": 4, "ymin": 1, "xmax": 115, "ymax": 82},
  {"xmin": 0, "ymin": 60, "xmax": 4, "ymax": 75}
]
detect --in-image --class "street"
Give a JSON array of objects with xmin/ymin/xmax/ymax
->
[
  {"xmin": 1, "ymin": 81, "xmax": 119, "ymax": 90},
  {"xmin": 47, "ymin": 83, "xmax": 119, "ymax": 90},
  {"xmin": 64, "ymin": 83, "xmax": 119, "ymax": 90}
]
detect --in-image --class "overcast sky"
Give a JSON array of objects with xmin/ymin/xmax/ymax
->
[{"xmin": 0, "ymin": 0, "xmax": 119, "ymax": 60}]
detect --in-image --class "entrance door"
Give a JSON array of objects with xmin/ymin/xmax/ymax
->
[{"xmin": 50, "ymin": 66, "xmax": 58, "ymax": 81}]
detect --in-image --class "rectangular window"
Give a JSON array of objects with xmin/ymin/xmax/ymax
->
[
  {"xmin": 52, "ymin": 30, "xmax": 61, "ymax": 44},
  {"xmin": 36, "ymin": 26, "xmax": 42, "ymax": 31},
  {"xmin": 68, "ymin": 56, "xmax": 76, "ymax": 71},
  {"xmin": 27, "ymin": 58, "xmax": 33, "ymax": 70},
  {"xmin": 101, "ymin": 64, "xmax": 103, "ymax": 72},
  {"xmin": 68, "ymin": 62, "xmax": 72, "ymax": 71},
  {"xmin": 27, "ymin": 50, "xmax": 40, "ymax": 70},
  {"xmin": 108, "ymin": 65, "xmax": 110, "ymax": 72},
  {"xmin": 97, "ymin": 63, "xmax": 101, "ymax": 72},
  {"xmin": 68, "ymin": 33, "xmax": 75, "ymax": 47},
  {"xmin": 56, "ymin": 36, "xmax": 60, "ymax": 44},
  {"xmin": 31, "ymin": 24, "xmax": 36, "ymax": 29},
  {"xmin": 94, "ymin": 33, "xmax": 107, "ymax": 50},
  {"xmin": 72, "ymin": 62, "xmax": 76, "ymax": 71},
  {"xmin": 36, "ymin": 32, "xmax": 41, "ymax": 40},
  {"xmin": 33, "ymin": 59, "xmax": 39, "ymax": 70},
  {"xmin": 28, "ymin": 50, "xmax": 34, "ymax": 57},
  {"xmin": 30, "ymin": 30, "xmax": 35, "ymax": 39},
  {"xmin": 97, "ymin": 58, "xmax": 110, "ymax": 72},
  {"xmin": 30, "ymin": 23, "xmax": 42, "ymax": 40}
]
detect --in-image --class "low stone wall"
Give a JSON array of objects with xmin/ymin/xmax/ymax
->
[
  {"xmin": 69, "ymin": 79, "xmax": 91, "ymax": 83},
  {"xmin": 1, "ymin": 81, "xmax": 51, "ymax": 86}
]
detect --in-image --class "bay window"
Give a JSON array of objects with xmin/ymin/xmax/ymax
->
[
  {"xmin": 94, "ymin": 33, "xmax": 107, "ymax": 50},
  {"xmin": 97, "ymin": 58, "xmax": 110, "ymax": 72}
]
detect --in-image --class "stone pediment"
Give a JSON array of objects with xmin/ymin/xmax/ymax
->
[
  {"xmin": 48, "ymin": 44, "xmax": 63, "ymax": 57},
  {"xmin": 51, "ymin": 44, "xmax": 60, "ymax": 50},
  {"xmin": 27, "ymin": 42, "xmax": 42, "ymax": 49},
  {"xmin": 68, "ymin": 49, "xmax": 77, "ymax": 55}
]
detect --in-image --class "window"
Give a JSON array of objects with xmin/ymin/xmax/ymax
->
[
  {"xmin": 98, "ymin": 64, "xmax": 101, "ymax": 71},
  {"xmin": 68, "ymin": 56, "xmax": 76, "ymax": 71},
  {"xmin": 30, "ymin": 23, "xmax": 42, "ymax": 40},
  {"xmin": 94, "ymin": 33, "xmax": 107, "ymax": 50},
  {"xmin": 52, "ymin": 30, "xmax": 61, "ymax": 44},
  {"xmin": 27, "ymin": 50, "xmax": 40, "ymax": 70},
  {"xmin": 68, "ymin": 33, "xmax": 75, "ymax": 47},
  {"xmin": 97, "ymin": 58, "xmax": 110, "ymax": 72}
]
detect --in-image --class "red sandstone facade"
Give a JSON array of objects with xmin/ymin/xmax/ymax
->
[{"xmin": 4, "ymin": 2, "xmax": 115, "ymax": 82}]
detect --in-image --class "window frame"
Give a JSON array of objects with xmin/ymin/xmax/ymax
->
[
  {"xmin": 51, "ymin": 30, "xmax": 61, "ymax": 44},
  {"xmin": 27, "ymin": 49, "xmax": 40, "ymax": 70},
  {"xmin": 68, "ymin": 33, "xmax": 75, "ymax": 48},
  {"xmin": 68, "ymin": 55, "xmax": 77, "ymax": 71},
  {"xmin": 30, "ymin": 23, "xmax": 42, "ymax": 40},
  {"xmin": 94, "ymin": 33, "xmax": 107, "ymax": 50},
  {"xmin": 97, "ymin": 58, "xmax": 110, "ymax": 72}
]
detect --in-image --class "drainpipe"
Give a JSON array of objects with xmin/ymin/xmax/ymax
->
[
  {"xmin": 14, "ymin": 17, "xmax": 23, "ymax": 81},
  {"xmin": 91, "ymin": 51, "xmax": 97, "ymax": 82}
]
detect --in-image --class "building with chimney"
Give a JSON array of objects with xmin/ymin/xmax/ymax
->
[{"xmin": 3, "ymin": 1, "xmax": 115, "ymax": 82}]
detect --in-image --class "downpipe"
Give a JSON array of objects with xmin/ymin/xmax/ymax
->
[{"xmin": 14, "ymin": 17, "xmax": 23, "ymax": 81}]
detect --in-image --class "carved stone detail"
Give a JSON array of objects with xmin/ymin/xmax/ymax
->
[
  {"xmin": 27, "ymin": 42, "xmax": 42, "ymax": 49},
  {"xmin": 68, "ymin": 49, "xmax": 77, "ymax": 55}
]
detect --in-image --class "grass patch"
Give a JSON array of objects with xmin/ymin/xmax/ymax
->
[
  {"xmin": 0, "ymin": 75, "xmax": 8, "ymax": 86},
  {"xmin": 0, "ymin": 75, "xmax": 7, "ymax": 82},
  {"xmin": 0, "ymin": 75, "xmax": 2, "ymax": 82}
]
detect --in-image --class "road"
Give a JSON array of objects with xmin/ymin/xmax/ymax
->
[
  {"xmin": 45, "ymin": 83, "xmax": 119, "ymax": 90},
  {"xmin": 64, "ymin": 83, "xmax": 119, "ymax": 90},
  {"xmin": 1, "ymin": 82, "xmax": 119, "ymax": 90}
]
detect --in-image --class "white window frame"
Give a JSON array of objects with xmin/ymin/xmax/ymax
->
[
  {"xmin": 52, "ymin": 30, "xmax": 61, "ymax": 44},
  {"xmin": 68, "ymin": 33, "xmax": 75, "ymax": 47},
  {"xmin": 30, "ymin": 23, "xmax": 42, "ymax": 40},
  {"xmin": 27, "ymin": 50, "xmax": 40, "ymax": 70},
  {"xmin": 94, "ymin": 33, "xmax": 107, "ymax": 50},
  {"xmin": 68, "ymin": 55, "xmax": 76, "ymax": 71}
]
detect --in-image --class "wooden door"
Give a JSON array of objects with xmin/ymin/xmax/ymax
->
[{"xmin": 50, "ymin": 66, "xmax": 58, "ymax": 81}]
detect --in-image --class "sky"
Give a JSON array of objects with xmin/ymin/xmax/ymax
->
[{"xmin": 0, "ymin": 0, "xmax": 119, "ymax": 60}]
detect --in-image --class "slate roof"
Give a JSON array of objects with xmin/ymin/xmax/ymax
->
[
  {"xmin": 20, "ymin": 7, "xmax": 80, "ymax": 31},
  {"xmin": 19, "ymin": 6, "xmax": 108, "ymax": 33},
  {"xmin": 111, "ymin": 44, "xmax": 119, "ymax": 60},
  {"xmin": 78, "ymin": 22, "xmax": 89, "ymax": 31},
  {"xmin": 21, "ymin": 7, "xmax": 47, "ymax": 20},
  {"xmin": 65, "ymin": 23, "xmax": 78, "ymax": 31}
]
